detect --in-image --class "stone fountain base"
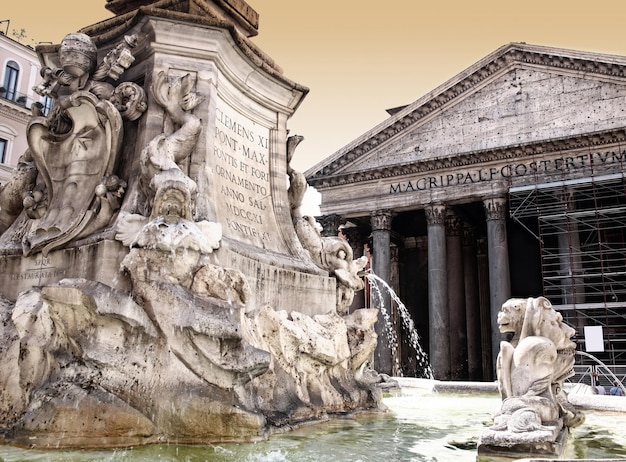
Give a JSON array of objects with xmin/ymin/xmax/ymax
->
[
  {"xmin": 0, "ymin": 1, "xmax": 383, "ymax": 448},
  {"xmin": 0, "ymin": 278, "xmax": 381, "ymax": 447},
  {"xmin": 478, "ymin": 426, "xmax": 568, "ymax": 460}
]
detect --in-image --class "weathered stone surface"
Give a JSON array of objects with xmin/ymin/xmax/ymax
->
[
  {"xmin": 0, "ymin": 5, "xmax": 377, "ymax": 448},
  {"xmin": 0, "ymin": 295, "xmax": 25, "ymax": 428},
  {"xmin": 104, "ymin": 0, "xmax": 261, "ymax": 38},
  {"xmin": 241, "ymin": 305, "xmax": 380, "ymax": 425},
  {"xmin": 478, "ymin": 426, "xmax": 568, "ymax": 461},
  {"xmin": 0, "ymin": 240, "xmax": 131, "ymax": 301},
  {"xmin": 12, "ymin": 384, "xmax": 157, "ymax": 448}
]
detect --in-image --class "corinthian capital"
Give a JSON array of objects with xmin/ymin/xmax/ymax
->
[
  {"xmin": 484, "ymin": 196, "xmax": 507, "ymax": 221},
  {"xmin": 445, "ymin": 213, "xmax": 462, "ymax": 236},
  {"xmin": 370, "ymin": 209, "xmax": 394, "ymax": 231},
  {"xmin": 425, "ymin": 203, "xmax": 446, "ymax": 226}
]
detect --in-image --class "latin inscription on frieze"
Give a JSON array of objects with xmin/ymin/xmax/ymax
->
[
  {"xmin": 388, "ymin": 150, "xmax": 626, "ymax": 194},
  {"xmin": 213, "ymin": 99, "xmax": 280, "ymax": 250}
]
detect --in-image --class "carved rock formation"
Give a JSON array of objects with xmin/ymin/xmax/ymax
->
[{"xmin": 0, "ymin": 24, "xmax": 380, "ymax": 448}]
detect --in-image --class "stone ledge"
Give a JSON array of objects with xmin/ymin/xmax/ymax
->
[
  {"xmin": 567, "ymin": 393, "xmax": 626, "ymax": 412},
  {"xmin": 394, "ymin": 377, "xmax": 499, "ymax": 394}
]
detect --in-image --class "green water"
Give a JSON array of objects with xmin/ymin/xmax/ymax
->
[{"xmin": 0, "ymin": 391, "xmax": 624, "ymax": 461}]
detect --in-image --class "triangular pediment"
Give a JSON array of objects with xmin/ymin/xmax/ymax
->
[{"xmin": 306, "ymin": 43, "xmax": 626, "ymax": 185}]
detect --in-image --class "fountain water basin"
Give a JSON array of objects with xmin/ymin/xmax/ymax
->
[{"xmin": 0, "ymin": 379, "xmax": 624, "ymax": 462}]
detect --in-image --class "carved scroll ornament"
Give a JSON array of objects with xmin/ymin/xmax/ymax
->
[{"xmin": 0, "ymin": 33, "xmax": 146, "ymax": 255}]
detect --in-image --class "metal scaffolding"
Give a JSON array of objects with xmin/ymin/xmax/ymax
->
[{"xmin": 509, "ymin": 171, "xmax": 626, "ymax": 367}]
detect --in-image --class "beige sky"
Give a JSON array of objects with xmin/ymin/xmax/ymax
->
[{"xmin": 5, "ymin": 1, "xmax": 626, "ymax": 172}]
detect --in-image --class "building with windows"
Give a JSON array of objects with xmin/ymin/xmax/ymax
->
[
  {"xmin": 306, "ymin": 43, "xmax": 626, "ymax": 382},
  {"xmin": 0, "ymin": 29, "xmax": 47, "ymax": 183}
]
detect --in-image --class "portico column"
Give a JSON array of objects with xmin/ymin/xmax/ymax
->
[
  {"xmin": 463, "ymin": 225, "xmax": 481, "ymax": 381},
  {"xmin": 483, "ymin": 196, "xmax": 511, "ymax": 371},
  {"xmin": 370, "ymin": 209, "xmax": 394, "ymax": 374},
  {"xmin": 476, "ymin": 236, "xmax": 493, "ymax": 381},
  {"xmin": 445, "ymin": 212, "xmax": 466, "ymax": 379},
  {"xmin": 425, "ymin": 203, "xmax": 450, "ymax": 380}
]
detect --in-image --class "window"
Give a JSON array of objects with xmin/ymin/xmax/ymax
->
[
  {"xmin": 41, "ymin": 95, "xmax": 54, "ymax": 115},
  {"xmin": 2, "ymin": 61, "xmax": 20, "ymax": 101},
  {"xmin": 0, "ymin": 138, "xmax": 7, "ymax": 164}
]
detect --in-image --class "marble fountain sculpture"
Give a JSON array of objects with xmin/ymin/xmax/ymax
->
[
  {"xmin": 0, "ymin": 0, "xmax": 378, "ymax": 448},
  {"xmin": 478, "ymin": 296, "xmax": 585, "ymax": 459}
]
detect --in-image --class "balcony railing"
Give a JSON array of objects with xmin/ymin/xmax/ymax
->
[{"xmin": 0, "ymin": 87, "xmax": 46, "ymax": 113}]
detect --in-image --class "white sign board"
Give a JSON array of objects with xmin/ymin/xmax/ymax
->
[{"xmin": 584, "ymin": 325, "xmax": 604, "ymax": 352}]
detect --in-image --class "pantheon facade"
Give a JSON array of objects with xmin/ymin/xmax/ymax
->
[{"xmin": 305, "ymin": 43, "xmax": 626, "ymax": 381}]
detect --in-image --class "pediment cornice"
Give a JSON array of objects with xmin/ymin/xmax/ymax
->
[
  {"xmin": 305, "ymin": 43, "xmax": 626, "ymax": 181},
  {"xmin": 306, "ymin": 127, "xmax": 626, "ymax": 189}
]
